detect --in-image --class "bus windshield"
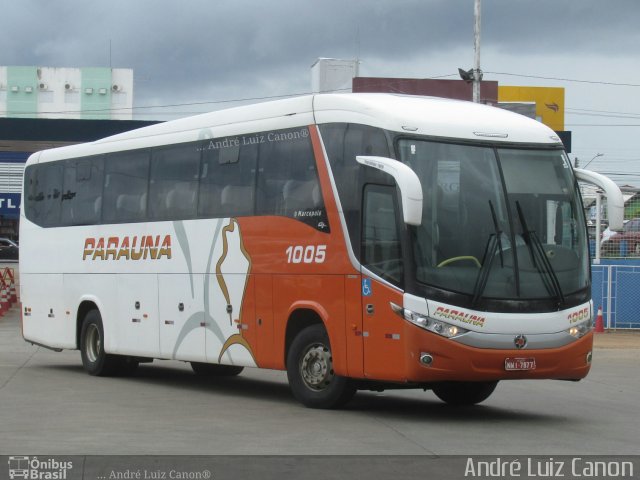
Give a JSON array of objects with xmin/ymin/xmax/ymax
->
[{"xmin": 398, "ymin": 139, "xmax": 589, "ymax": 305}]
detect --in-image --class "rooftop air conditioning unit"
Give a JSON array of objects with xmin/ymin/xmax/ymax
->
[
  {"xmin": 112, "ymin": 84, "xmax": 122, "ymax": 92},
  {"xmin": 24, "ymin": 86, "xmax": 33, "ymax": 93},
  {"xmin": 39, "ymin": 83, "xmax": 48, "ymax": 90},
  {"xmin": 11, "ymin": 86, "xmax": 19, "ymax": 93},
  {"xmin": 64, "ymin": 83, "xmax": 74, "ymax": 91}
]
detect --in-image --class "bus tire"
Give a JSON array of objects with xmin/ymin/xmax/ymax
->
[
  {"xmin": 286, "ymin": 324, "xmax": 356, "ymax": 409},
  {"xmin": 190, "ymin": 362, "xmax": 244, "ymax": 376},
  {"xmin": 432, "ymin": 381, "xmax": 498, "ymax": 406},
  {"xmin": 79, "ymin": 309, "xmax": 122, "ymax": 377}
]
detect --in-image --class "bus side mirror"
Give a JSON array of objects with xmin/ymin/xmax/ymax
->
[
  {"xmin": 356, "ymin": 156, "xmax": 423, "ymax": 226},
  {"xmin": 574, "ymin": 168, "xmax": 624, "ymax": 230}
]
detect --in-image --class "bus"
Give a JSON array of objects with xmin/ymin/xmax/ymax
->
[{"xmin": 19, "ymin": 93, "xmax": 623, "ymax": 409}]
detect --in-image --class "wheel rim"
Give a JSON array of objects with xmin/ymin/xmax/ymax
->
[
  {"xmin": 85, "ymin": 324, "xmax": 101, "ymax": 363},
  {"xmin": 299, "ymin": 343, "xmax": 334, "ymax": 391}
]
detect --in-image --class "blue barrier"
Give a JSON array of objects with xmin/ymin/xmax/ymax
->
[{"xmin": 591, "ymin": 260, "xmax": 640, "ymax": 329}]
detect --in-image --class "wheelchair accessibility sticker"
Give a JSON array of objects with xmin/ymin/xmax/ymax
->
[{"xmin": 362, "ymin": 278, "xmax": 372, "ymax": 297}]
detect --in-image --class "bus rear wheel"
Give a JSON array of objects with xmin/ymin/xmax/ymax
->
[
  {"xmin": 190, "ymin": 362, "xmax": 243, "ymax": 376},
  {"xmin": 80, "ymin": 309, "xmax": 138, "ymax": 376},
  {"xmin": 286, "ymin": 324, "xmax": 356, "ymax": 409},
  {"xmin": 432, "ymin": 381, "xmax": 498, "ymax": 406}
]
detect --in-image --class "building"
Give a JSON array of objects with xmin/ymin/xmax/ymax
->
[
  {"xmin": 311, "ymin": 58, "xmax": 359, "ymax": 94},
  {"xmin": 0, "ymin": 66, "xmax": 151, "ymax": 240},
  {"xmin": 0, "ymin": 66, "xmax": 133, "ymax": 120}
]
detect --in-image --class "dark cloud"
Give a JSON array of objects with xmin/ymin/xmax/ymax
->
[
  {"xmin": 1, "ymin": 0, "xmax": 639, "ymax": 107},
  {"xmin": 482, "ymin": 1, "xmax": 640, "ymax": 56}
]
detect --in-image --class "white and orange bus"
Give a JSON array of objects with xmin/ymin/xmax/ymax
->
[{"xmin": 19, "ymin": 94, "xmax": 623, "ymax": 408}]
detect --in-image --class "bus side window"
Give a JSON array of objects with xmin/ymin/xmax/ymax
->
[
  {"xmin": 23, "ymin": 165, "xmax": 42, "ymax": 225},
  {"xmin": 198, "ymin": 139, "xmax": 257, "ymax": 218},
  {"xmin": 102, "ymin": 150, "xmax": 150, "ymax": 224},
  {"xmin": 25, "ymin": 162, "xmax": 63, "ymax": 227},
  {"xmin": 320, "ymin": 123, "xmax": 391, "ymax": 254},
  {"xmin": 61, "ymin": 156, "xmax": 104, "ymax": 226},
  {"xmin": 257, "ymin": 127, "xmax": 328, "ymax": 231},
  {"xmin": 362, "ymin": 184, "xmax": 403, "ymax": 286},
  {"xmin": 149, "ymin": 144, "xmax": 200, "ymax": 220}
]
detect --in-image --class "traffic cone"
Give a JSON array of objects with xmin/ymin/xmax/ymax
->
[
  {"xmin": 2, "ymin": 270, "xmax": 11, "ymax": 307},
  {"xmin": 7, "ymin": 269, "xmax": 17, "ymax": 304},
  {"xmin": 0, "ymin": 281, "xmax": 9, "ymax": 313},
  {"xmin": 594, "ymin": 306, "xmax": 605, "ymax": 333}
]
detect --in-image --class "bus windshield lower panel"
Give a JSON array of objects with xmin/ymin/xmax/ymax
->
[{"xmin": 398, "ymin": 140, "xmax": 589, "ymax": 311}]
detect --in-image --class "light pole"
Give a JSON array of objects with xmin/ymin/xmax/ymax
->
[
  {"xmin": 473, "ymin": 0, "xmax": 482, "ymax": 103},
  {"xmin": 584, "ymin": 153, "xmax": 604, "ymax": 263},
  {"xmin": 583, "ymin": 153, "xmax": 604, "ymax": 169},
  {"xmin": 458, "ymin": 0, "xmax": 482, "ymax": 103}
]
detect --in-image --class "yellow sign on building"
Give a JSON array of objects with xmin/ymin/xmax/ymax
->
[{"xmin": 498, "ymin": 86, "xmax": 565, "ymax": 131}]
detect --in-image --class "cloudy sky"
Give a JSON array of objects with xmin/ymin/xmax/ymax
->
[{"xmin": 2, "ymin": 0, "xmax": 640, "ymax": 185}]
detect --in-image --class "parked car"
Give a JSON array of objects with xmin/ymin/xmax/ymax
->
[
  {"xmin": 601, "ymin": 218, "xmax": 640, "ymax": 256},
  {"xmin": 600, "ymin": 219, "xmax": 629, "ymax": 244},
  {"xmin": 0, "ymin": 237, "xmax": 18, "ymax": 262}
]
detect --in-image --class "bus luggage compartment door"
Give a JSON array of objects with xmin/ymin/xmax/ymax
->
[
  {"xmin": 158, "ymin": 273, "xmax": 206, "ymax": 362},
  {"xmin": 115, "ymin": 274, "xmax": 160, "ymax": 357}
]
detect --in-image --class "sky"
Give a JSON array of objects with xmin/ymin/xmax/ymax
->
[{"xmin": 2, "ymin": 0, "xmax": 640, "ymax": 186}]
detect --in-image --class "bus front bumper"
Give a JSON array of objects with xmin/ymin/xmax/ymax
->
[{"xmin": 402, "ymin": 329, "xmax": 594, "ymax": 383}]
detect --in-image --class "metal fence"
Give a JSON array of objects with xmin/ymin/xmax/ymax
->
[
  {"xmin": 584, "ymin": 186, "xmax": 640, "ymax": 259},
  {"xmin": 582, "ymin": 185, "xmax": 640, "ymax": 329},
  {"xmin": 592, "ymin": 261, "xmax": 640, "ymax": 329}
]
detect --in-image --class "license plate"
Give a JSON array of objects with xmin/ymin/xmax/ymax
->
[{"xmin": 505, "ymin": 357, "xmax": 536, "ymax": 371}]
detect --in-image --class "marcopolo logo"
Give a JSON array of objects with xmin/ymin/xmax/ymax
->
[{"xmin": 8, "ymin": 456, "xmax": 73, "ymax": 480}]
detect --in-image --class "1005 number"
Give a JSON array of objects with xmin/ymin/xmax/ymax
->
[{"xmin": 286, "ymin": 245, "xmax": 327, "ymax": 264}]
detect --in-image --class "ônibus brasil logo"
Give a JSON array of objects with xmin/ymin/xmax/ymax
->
[{"xmin": 8, "ymin": 456, "xmax": 73, "ymax": 480}]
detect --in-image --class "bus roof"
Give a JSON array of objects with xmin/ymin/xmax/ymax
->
[
  {"xmin": 30, "ymin": 93, "xmax": 562, "ymax": 164},
  {"xmin": 314, "ymin": 94, "xmax": 561, "ymax": 145}
]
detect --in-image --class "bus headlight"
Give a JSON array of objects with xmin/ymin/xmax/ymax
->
[
  {"xmin": 390, "ymin": 303, "xmax": 468, "ymax": 338},
  {"xmin": 567, "ymin": 318, "xmax": 593, "ymax": 339}
]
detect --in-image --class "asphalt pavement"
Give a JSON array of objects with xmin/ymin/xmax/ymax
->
[{"xmin": 0, "ymin": 305, "xmax": 638, "ymax": 457}]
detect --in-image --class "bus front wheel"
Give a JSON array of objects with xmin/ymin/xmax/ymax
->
[
  {"xmin": 432, "ymin": 381, "xmax": 498, "ymax": 406},
  {"xmin": 80, "ymin": 309, "xmax": 138, "ymax": 376},
  {"xmin": 286, "ymin": 324, "xmax": 356, "ymax": 409}
]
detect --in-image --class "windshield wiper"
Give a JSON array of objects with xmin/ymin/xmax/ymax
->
[
  {"xmin": 471, "ymin": 201, "xmax": 503, "ymax": 307},
  {"xmin": 488, "ymin": 201, "xmax": 504, "ymax": 268},
  {"xmin": 471, "ymin": 233, "xmax": 498, "ymax": 307},
  {"xmin": 515, "ymin": 201, "xmax": 565, "ymax": 307}
]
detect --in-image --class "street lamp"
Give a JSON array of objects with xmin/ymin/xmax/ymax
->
[{"xmin": 583, "ymin": 153, "xmax": 604, "ymax": 169}]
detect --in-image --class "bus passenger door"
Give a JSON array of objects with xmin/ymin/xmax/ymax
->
[
  {"xmin": 115, "ymin": 274, "xmax": 160, "ymax": 357},
  {"xmin": 344, "ymin": 274, "xmax": 364, "ymax": 377},
  {"xmin": 158, "ymin": 274, "xmax": 206, "ymax": 362},
  {"xmin": 361, "ymin": 185, "xmax": 406, "ymax": 381}
]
